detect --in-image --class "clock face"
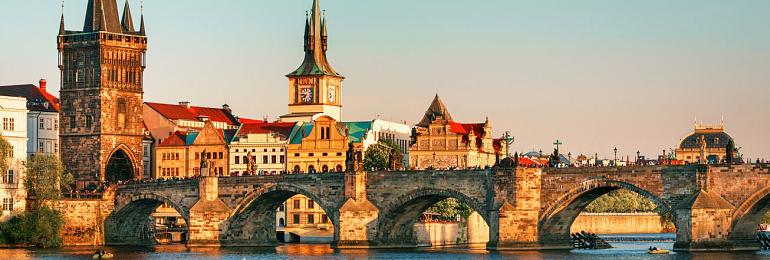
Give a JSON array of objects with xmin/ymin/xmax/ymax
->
[
  {"xmin": 301, "ymin": 88, "xmax": 313, "ymax": 103},
  {"xmin": 328, "ymin": 87, "xmax": 336, "ymax": 103}
]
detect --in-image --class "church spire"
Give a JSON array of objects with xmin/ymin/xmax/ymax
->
[
  {"xmin": 287, "ymin": 0, "xmax": 341, "ymax": 77},
  {"xmin": 121, "ymin": 0, "xmax": 135, "ymax": 32},
  {"xmin": 83, "ymin": 0, "xmax": 122, "ymax": 33},
  {"xmin": 59, "ymin": 1, "xmax": 66, "ymax": 35},
  {"xmin": 139, "ymin": 0, "xmax": 145, "ymax": 35}
]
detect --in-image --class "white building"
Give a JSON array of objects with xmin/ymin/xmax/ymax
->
[
  {"xmin": 0, "ymin": 80, "xmax": 60, "ymax": 156},
  {"xmin": 228, "ymin": 121, "xmax": 298, "ymax": 175},
  {"xmin": 0, "ymin": 96, "xmax": 28, "ymax": 221},
  {"xmin": 356, "ymin": 119, "xmax": 412, "ymax": 167}
]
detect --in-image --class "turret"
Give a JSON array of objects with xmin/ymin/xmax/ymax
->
[{"xmin": 121, "ymin": 0, "xmax": 135, "ymax": 32}]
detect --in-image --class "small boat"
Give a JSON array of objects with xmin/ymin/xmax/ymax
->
[
  {"xmin": 647, "ymin": 249, "xmax": 670, "ymax": 254},
  {"xmin": 92, "ymin": 251, "xmax": 113, "ymax": 259}
]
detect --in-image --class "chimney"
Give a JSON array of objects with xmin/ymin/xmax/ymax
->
[
  {"xmin": 39, "ymin": 79, "xmax": 47, "ymax": 93},
  {"xmin": 222, "ymin": 104, "xmax": 232, "ymax": 113},
  {"xmin": 179, "ymin": 101, "xmax": 191, "ymax": 108}
]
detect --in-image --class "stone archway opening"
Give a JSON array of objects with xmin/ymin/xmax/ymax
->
[
  {"xmin": 105, "ymin": 148, "xmax": 134, "ymax": 183},
  {"xmin": 539, "ymin": 184, "xmax": 674, "ymax": 249},
  {"xmin": 105, "ymin": 198, "xmax": 189, "ymax": 246},
  {"xmin": 376, "ymin": 191, "xmax": 490, "ymax": 248},
  {"xmin": 730, "ymin": 190, "xmax": 770, "ymax": 248},
  {"xmin": 225, "ymin": 188, "xmax": 337, "ymax": 246}
]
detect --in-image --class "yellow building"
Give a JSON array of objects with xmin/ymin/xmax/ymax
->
[
  {"xmin": 286, "ymin": 116, "xmax": 367, "ymax": 173},
  {"xmin": 675, "ymin": 119, "xmax": 737, "ymax": 164},
  {"xmin": 282, "ymin": 195, "xmax": 333, "ymax": 243},
  {"xmin": 154, "ymin": 120, "xmax": 232, "ymax": 179},
  {"xmin": 409, "ymin": 95, "xmax": 503, "ymax": 170}
]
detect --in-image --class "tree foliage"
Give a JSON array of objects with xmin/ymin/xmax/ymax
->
[
  {"xmin": 363, "ymin": 139, "xmax": 404, "ymax": 171},
  {"xmin": 24, "ymin": 154, "xmax": 73, "ymax": 206},
  {"xmin": 584, "ymin": 189, "xmax": 658, "ymax": 213},
  {"xmin": 0, "ymin": 136, "xmax": 10, "ymax": 177},
  {"xmin": 0, "ymin": 206, "xmax": 64, "ymax": 247},
  {"xmin": 426, "ymin": 198, "xmax": 472, "ymax": 221}
]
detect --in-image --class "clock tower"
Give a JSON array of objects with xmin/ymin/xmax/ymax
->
[{"xmin": 281, "ymin": 0, "xmax": 344, "ymax": 123}]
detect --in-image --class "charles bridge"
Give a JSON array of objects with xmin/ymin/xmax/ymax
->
[{"xmin": 55, "ymin": 164, "xmax": 770, "ymax": 251}]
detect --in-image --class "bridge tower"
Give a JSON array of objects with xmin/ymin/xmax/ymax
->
[{"xmin": 58, "ymin": 0, "xmax": 147, "ymax": 183}]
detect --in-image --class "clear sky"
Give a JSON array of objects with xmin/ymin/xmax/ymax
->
[{"xmin": 1, "ymin": 0, "xmax": 768, "ymax": 160}]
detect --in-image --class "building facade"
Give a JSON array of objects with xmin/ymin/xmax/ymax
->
[
  {"xmin": 286, "ymin": 116, "xmax": 353, "ymax": 174},
  {"xmin": 283, "ymin": 194, "xmax": 333, "ymax": 243},
  {"xmin": 0, "ymin": 96, "xmax": 28, "ymax": 221},
  {"xmin": 0, "ymin": 79, "xmax": 60, "ymax": 156},
  {"xmin": 359, "ymin": 119, "xmax": 412, "ymax": 167},
  {"xmin": 228, "ymin": 121, "xmax": 297, "ymax": 175},
  {"xmin": 676, "ymin": 119, "xmax": 737, "ymax": 164},
  {"xmin": 143, "ymin": 102, "xmax": 240, "ymax": 145},
  {"xmin": 58, "ymin": 0, "xmax": 147, "ymax": 184},
  {"xmin": 409, "ymin": 95, "xmax": 503, "ymax": 170},
  {"xmin": 154, "ymin": 121, "xmax": 230, "ymax": 179},
  {"xmin": 281, "ymin": 0, "xmax": 344, "ymax": 123}
]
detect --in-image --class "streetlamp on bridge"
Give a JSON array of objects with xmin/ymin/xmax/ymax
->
[{"xmin": 613, "ymin": 147, "xmax": 618, "ymax": 165}]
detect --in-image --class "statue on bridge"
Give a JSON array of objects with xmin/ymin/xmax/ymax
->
[{"xmin": 345, "ymin": 142, "xmax": 363, "ymax": 172}]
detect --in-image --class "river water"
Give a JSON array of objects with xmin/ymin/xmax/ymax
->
[{"xmin": 3, "ymin": 234, "xmax": 770, "ymax": 259}]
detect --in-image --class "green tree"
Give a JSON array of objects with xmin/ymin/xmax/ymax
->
[
  {"xmin": 0, "ymin": 136, "xmax": 11, "ymax": 177},
  {"xmin": 584, "ymin": 189, "xmax": 658, "ymax": 213},
  {"xmin": 24, "ymin": 154, "xmax": 73, "ymax": 206},
  {"xmin": 426, "ymin": 198, "xmax": 472, "ymax": 221},
  {"xmin": 363, "ymin": 139, "xmax": 404, "ymax": 171},
  {"xmin": 0, "ymin": 206, "xmax": 63, "ymax": 247}
]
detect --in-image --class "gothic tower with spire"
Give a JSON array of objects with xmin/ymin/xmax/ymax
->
[
  {"xmin": 57, "ymin": 0, "xmax": 147, "ymax": 183},
  {"xmin": 281, "ymin": 0, "xmax": 344, "ymax": 122}
]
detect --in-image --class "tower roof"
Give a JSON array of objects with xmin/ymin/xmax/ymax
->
[
  {"xmin": 83, "ymin": 0, "xmax": 123, "ymax": 33},
  {"xmin": 121, "ymin": 0, "xmax": 135, "ymax": 32},
  {"xmin": 287, "ymin": 0, "xmax": 342, "ymax": 77},
  {"xmin": 416, "ymin": 94, "xmax": 453, "ymax": 127}
]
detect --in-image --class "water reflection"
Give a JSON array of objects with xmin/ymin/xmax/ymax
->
[{"xmin": 3, "ymin": 240, "xmax": 770, "ymax": 259}]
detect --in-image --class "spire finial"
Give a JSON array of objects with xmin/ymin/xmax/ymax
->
[{"xmin": 59, "ymin": 0, "xmax": 66, "ymax": 35}]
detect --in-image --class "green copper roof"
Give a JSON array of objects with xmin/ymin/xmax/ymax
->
[
  {"xmin": 290, "ymin": 123, "xmax": 315, "ymax": 144},
  {"xmin": 342, "ymin": 121, "xmax": 372, "ymax": 143}
]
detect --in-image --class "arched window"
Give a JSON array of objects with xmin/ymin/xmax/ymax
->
[
  {"xmin": 117, "ymin": 98, "xmax": 127, "ymax": 128},
  {"xmin": 279, "ymin": 218, "xmax": 285, "ymax": 227},
  {"xmin": 322, "ymin": 165, "xmax": 329, "ymax": 173},
  {"xmin": 293, "ymin": 165, "xmax": 301, "ymax": 174},
  {"xmin": 336, "ymin": 165, "xmax": 343, "ymax": 172},
  {"xmin": 308, "ymin": 165, "xmax": 316, "ymax": 174}
]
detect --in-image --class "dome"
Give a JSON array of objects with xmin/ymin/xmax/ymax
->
[{"xmin": 679, "ymin": 131, "xmax": 734, "ymax": 149}]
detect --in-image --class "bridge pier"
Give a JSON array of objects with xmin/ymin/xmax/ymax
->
[
  {"xmin": 187, "ymin": 172, "xmax": 231, "ymax": 247},
  {"xmin": 488, "ymin": 168, "xmax": 545, "ymax": 250},
  {"xmin": 674, "ymin": 189, "xmax": 741, "ymax": 251},
  {"xmin": 334, "ymin": 171, "xmax": 380, "ymax": 248}
]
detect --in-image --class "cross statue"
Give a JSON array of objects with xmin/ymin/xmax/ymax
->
[{"xmin": 553, "ymin": 139, "xmax": 563, "ymax": 150}]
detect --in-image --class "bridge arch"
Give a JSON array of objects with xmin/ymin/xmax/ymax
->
[
  {"xmin": 729, "ymin": 185, "xmax": 770, "ymax": 246},
  {"xmin": 375, "ymin": 188, "xmax": 489, "ymax": 246},
  {"xmin": 105, "ymin": 193, "xmax": 190, "ymax": 245},
  {"xmin": 223, "ymin": 183, "xmax": 339, "ymax": 245},
  {"xmin": 539, "ymin": 179, "xmax": 673, "ymax": 246}
]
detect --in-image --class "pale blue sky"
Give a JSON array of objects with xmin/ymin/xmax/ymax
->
[{"xmin": 1, "ymin": 0, "xmax": 768, "ymax": 159}]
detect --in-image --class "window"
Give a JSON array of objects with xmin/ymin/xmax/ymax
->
[
  {"xmin": 271, "ymin": 155, "xmax": 277, "ymax": 164},
  {"xmin": 280, "ymin": 155, "xmax": 285, "ymax": 164},
  {"xmin": 218, "ymin": 152, "xmax": 223, "ymax": 159},
  {"xmin": 2, "ymin": 198, "xmax": 13, "ymax": 211},
  {"xmin": 2, "ymin": 170, "xmax": 13, "ymax": 184},
  {"xmin": 39, "ymin": 142, "xmax": 45, "ymax": 152},
  {"xmin": 293, "ymin": 214, "xmax": 300, "ymax": 224},
  {"xmin": 54, "ymin": 118, "xmax": 59, "ymax": 130},
  {"xmin": 307, "ymin": 214, "xmax": 315, "ymax": 224},
  {"xmin": 243, "ymin": 156, "xmax": 249, "ymax": 164},
  {"xmin": 263, "ymin": 155, "xmax": 268, "ymax": 164},
  {"xmin": 235, "ymin": 156, "xmax": 240, "ymax": 164},
  {"xmin": 321, "ymin": 214, "xmax": 328, "ymax": 223},
  {"xmin": 117, "ymin": 98, "xmax": 127, "ymax": 128},
  {"xmin": 54, "ymin": 143, "xmax": 59, "ymax": 153},
  {"xmin": 39, "ymin": 118, "xmax": 45, "ymax": 129},
  {"xmin": 85, "ymin": 116, "xmax": 92, "ymax": 128},
  {"xmin": 293, "ymin": 199, "xmax": 301, "ymax": 209},
  {"xmin": 2, "ymin": 118, "xmax": 14, "ymax": 131},
  {"xmin": 307, "ymin": 200, "xmax": 314, "ymax": 209}
]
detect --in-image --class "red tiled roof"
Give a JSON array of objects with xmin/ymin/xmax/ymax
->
[
  {"xmin": 448, "ymin": 122, "xmax": 491, "ymax": 152},
  {"xmin": 145, "ymin": 102, "xmax": 239, "ymax": 125},
  {"xmin": 0, "ymin": 84, "xmax": 60, "ymax": 112},
  {"xmin": 239, "ymin": 118, "xmax": 265, "ymax": 124},
  {"xmin": 237, "ymin": 122, "xmax": 296, "ymax": 139},
  {"xmin": 158, "ymin": 131, "xmax": 187, "ymax": 147},
  {"xmin": 518, "ymin": 157, "xmax": 544, "ymax": 167}
]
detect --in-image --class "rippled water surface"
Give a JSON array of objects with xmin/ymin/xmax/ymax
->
[{"xmin": 4, "ymin": 234, "xmax": 770, "ymax": 259}]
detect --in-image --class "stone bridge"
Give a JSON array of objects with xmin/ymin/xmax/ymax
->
[{"xmin": 58, "ymin": 164, "xmax": 770, "ymax": 251}]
